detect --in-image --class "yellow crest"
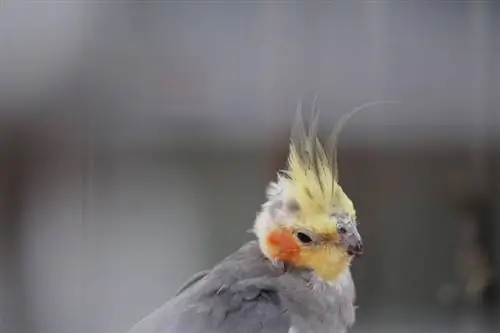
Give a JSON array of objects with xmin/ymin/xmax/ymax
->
[{"xmin": 284, "ymin": 99, "xmax": 397, "ymax": 219}]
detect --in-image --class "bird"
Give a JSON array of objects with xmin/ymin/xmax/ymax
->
[{"xmin": 125, "ymin": 100, "xmax": 393, "ymax": 333}]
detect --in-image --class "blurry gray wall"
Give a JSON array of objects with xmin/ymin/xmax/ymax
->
[{"xmin": 0, "ymin": 1, "xmax": 499, "ymax": 333}]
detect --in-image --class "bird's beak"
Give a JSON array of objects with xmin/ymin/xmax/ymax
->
[{"xmin": 345, "ymin": 233, "xmax": 363, "ymax": 258}]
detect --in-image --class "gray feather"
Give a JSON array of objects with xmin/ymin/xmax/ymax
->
[{"xmin": 175, "ymin": 270, "xmax": 210, "ymax": 296}]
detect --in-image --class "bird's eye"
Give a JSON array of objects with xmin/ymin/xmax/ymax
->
[
  {"xmin": 337, "ymin": 227, "xmax": 347, "ymax": 234},
  {"xmin": 295, "ymin": 231, "xmax": 313, "ymax": 244}
]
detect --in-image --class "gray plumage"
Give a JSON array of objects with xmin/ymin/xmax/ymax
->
[{"xmin": 126, "ymin": 240, "xmax": 356, "ymax": 333}]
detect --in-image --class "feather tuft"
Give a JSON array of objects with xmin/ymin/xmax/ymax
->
[{"xmin": 285, "ymin": 99, "xmax": 397, "ymax": 219}]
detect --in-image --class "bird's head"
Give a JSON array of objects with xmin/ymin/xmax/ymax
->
[{"xmin": 253, "ymin": 100, "xmax": 368, "ymax": 282}]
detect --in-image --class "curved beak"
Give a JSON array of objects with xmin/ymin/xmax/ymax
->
[{"xmin": 345, "ymin": 232, "xmax": 363, "ymax": 257}]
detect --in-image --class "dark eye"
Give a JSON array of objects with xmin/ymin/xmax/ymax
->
[
  {"xmin": 295, "ymin": 231, "xmax": 313, "ymax": 244},
  {"xmin": 337, "ymin": 227, "xmax": 347, "ymax": 234}
]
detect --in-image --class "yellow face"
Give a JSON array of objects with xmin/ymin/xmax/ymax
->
[
  {"xmin": 263, "ymin": 212, "xmax": 355, "ymax": 281},
  {"xmin": 294, "ymin": 241, "xmax": 352, "ymax": 281}
]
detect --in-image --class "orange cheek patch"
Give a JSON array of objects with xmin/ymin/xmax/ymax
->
[{"xmin": 266, "ymin": 229, "xmax": 301, "ymax": 262}]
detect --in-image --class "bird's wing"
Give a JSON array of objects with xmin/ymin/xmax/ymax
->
[
  {"xmin": 126, "ymin": 241, "xmax": 291, "ymax": 333},
  {"xmin": 126, "ymin": 276, "xmax": 290, "ymax": 333}
]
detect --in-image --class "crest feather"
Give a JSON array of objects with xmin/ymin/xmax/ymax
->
[{"xmin": 285, "ymin": 99, "xmax": 397, "ymax": 218}]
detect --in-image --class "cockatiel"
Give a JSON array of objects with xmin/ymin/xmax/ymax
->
[{"xmin": 127, "ymin": 100, "xmax": 393, "ymax": 333}]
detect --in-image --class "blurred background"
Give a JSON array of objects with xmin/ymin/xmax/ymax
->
[{"xmin": 0, "ymin": 1, "xmax": 499, "ymax": 333}]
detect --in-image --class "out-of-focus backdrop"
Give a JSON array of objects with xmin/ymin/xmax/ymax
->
[{"xmin": 0, "ymin": 1, "xmax": 499, "ymax": 333}]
